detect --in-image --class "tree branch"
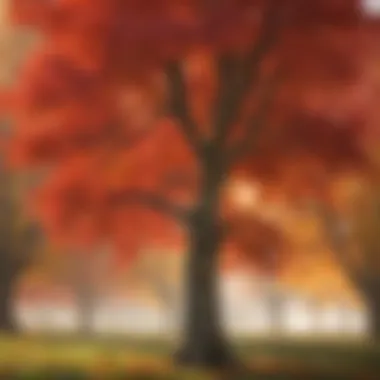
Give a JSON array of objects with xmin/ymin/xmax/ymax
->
[
  {"xmin": 109, "ymin": 189, "xmax": 191, "ymax": 222},
  {"xmin": 311, "ymin": 201, "xmax": 366, "ymax": 288},
  {"xmin": 165, "ymin": 61, "xmax": 202, "ymax": 155},
  {"xmin": 226, "ymin": 67, "xmax": 282, "ymax": 165},
  {"xmin": 213, "ymin": 1, "xmax": 281, "ymax": 145}
]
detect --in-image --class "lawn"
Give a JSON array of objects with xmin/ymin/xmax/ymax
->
[{"xmin": 0, "ymin": 334, "xmax": 378, "ymax": 379}]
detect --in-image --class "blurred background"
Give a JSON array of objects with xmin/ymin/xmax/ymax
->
[
  {"xmin": 1, "ymin": 0, "xmax": 380, "ymax": 378},
  {"xmin": 0, "ymin": 0, "xmax": 375, "ymax": 340}
]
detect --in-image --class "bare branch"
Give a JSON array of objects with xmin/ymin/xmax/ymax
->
[
  {"xmin": 213, "ymin": 55, "xmax": 240, "ymax": 143},
  {"xmin": 226, "ymin": 67, "xmax": 282, "ymax": 165},
  {"xmin": 312, "ymin": 201, "xmax": 366, "ymax": 288},
  {"xmin": 109, "ymin": 189, "xmax": 191, "ymax": 222},
  {"xmin": 213, "ymin": 1, "xmax": 282, "ymax": 145},
  {"xmin": 165, "ymin": 61, "xmax": 202, "ymax": 155},
  {"xmin": 350, "ymin": 189, "xmax": 380, "ymax": 274},
  {"xmin": 137, "ymin": 258, "xmax": 175, "ymax": 307}
]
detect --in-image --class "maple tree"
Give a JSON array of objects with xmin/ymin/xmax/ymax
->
[
  {"xmin": 284, "ymin": 27, "xmax": 380, "ymax": 342},
  {"xmin": 7, "ymin": 0, "xmax": 376, "ymax": 367}
]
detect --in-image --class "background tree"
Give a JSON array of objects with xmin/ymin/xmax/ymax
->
[
  {"xmin": 0, "ymin": 155, "xmax": 41, "ymax": 331},
  {"xmin": 127, "ymin": 249, "xmax": 182, "ymax": 334},
  {"xmin": 0, "ymin": 0, "xmax": 44, "ymax": 332},
  {"xmin": 43, "ymin": 246, "xmax": 109, "ymax": 335},
  {"xmin": 312, "ymin": 178, "xmax": 380, "ymax": 341},
  {"xmin": 225, "ymin": 204, "xmax": 288, "ymax": 335},
  {"xmin": 8, "ymin": 0, "xmax": 375, "ymax": 367}
]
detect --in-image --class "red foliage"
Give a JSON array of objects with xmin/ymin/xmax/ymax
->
[
  {"xmin": 223, "ymin": 214, "xmax": 287, "ymax": 277},
  {"xmin": 7, "ymin": 0, "xmax": 377, "ymax": 270}
]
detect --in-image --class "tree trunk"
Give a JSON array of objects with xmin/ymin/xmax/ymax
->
[
  {"xmin": 265, "ymin": 282, "xmax": 283, "ymax": 336},
  {"xmin": 368, "ymin": 303, "xmax": 380, "ymax": 341},
  {"xmin": 365, "ymin": 292, "xmax": 380, "ymax": 342},
  {"xmin": 0, "ymin": 273, "xmax": 16, "ymax": 332},
  {"xmin": 71, "ymin": 253, "xmax": 97, "ymax": 336},
  {"xmin": 76, "ymin": 285, "xmax": 94, "ymax": 336},
  {"xmin": 174, "ymin": 150, "xmax": 237, "ymax": 368},
  {"xmin": 174, "ymin": 218, "xmax": 235, "ymax": 368},
  {"xmin": 77, "ymin": 299, "xmax": 93, "ymax": 336}
]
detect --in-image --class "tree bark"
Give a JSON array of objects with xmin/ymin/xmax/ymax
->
[
  {"xmin": 339, "ymin": 274, "xmax": 380, "ymax": 341},
  {"xmin": 368, "ymin": 301, "xmax": 380, "ymax": 341},
  {"xmin": 175, "ymin": 154, "xmax": 235, "ymax": 368},
  {"xmin": 174, "ymin": 217, "xmax": 235, "ymax": 368},
  {"xmin": 0, "ymin": 272, "xmax": 16, "ymax": 332},
  {"xmin": 363, "ymin": 287, "xmax": 380, "ymax": 342}
]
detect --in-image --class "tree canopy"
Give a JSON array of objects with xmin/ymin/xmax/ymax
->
[{"xmin": 7, "ymin": 0, "xmax": 377, "ymax": 268}]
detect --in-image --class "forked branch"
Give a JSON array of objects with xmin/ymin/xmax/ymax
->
[
  {"xmin": 213, "ymin": 0, "xmax": 282, "ymax": 145},
  {"xmin": 312, "ymin": 201, "xmax": 366, "ymax": 288},
  {"xmin": 226, "ymin": 67, "xmax": 283, "ymax": 165},
  {"xmin": 165, "ymin": 61, "xmax": 202, "ymax": 155}
]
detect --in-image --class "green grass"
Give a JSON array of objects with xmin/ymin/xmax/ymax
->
[{"xmin": 0, "ymin": 334, "xmax": 378, "ymax": 379}]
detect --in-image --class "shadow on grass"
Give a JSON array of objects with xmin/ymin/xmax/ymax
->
[
  {"xmin": 0, "ymin": 335, "xmax": 378, "ymax": 379},
  {"xmin": 0, "ymin": 367, "xmax": 376, "ymax": 380}
]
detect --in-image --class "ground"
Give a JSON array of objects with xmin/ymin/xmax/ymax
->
[{"xmin": 0, "ymin": 334, "xmax": 378, "ymax": 379}]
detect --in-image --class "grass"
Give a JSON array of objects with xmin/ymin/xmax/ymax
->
[{"xmin": 0, "ymin": 334, "xmax": 378, "ymax": 379}]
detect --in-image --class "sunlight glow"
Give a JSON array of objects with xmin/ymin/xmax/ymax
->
[
  {"xmin": 15, "ymin": 294, "xmax": 368, "ymax": 337},
  {"xmin": 229, "ymin": 180, "xmax": 261, "ymax": 211},
  {"xmin": 362, "ymin": 0, "xmax": 380, "ymax": 15}
]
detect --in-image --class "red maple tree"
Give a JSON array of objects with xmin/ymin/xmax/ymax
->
[{"xmin": 7, "ymin": 0, "xmax": 376, "ymax": 367}]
